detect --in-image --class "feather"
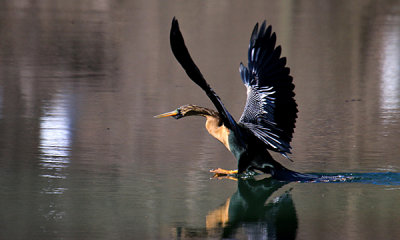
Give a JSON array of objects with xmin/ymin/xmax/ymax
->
[
  {"xmin": 170, "ymin": 17, "xmax": 245, "ymax": 147},
  {"xmin": 239, "ymin": 21, "xmax": 298, "ymax": 156}
]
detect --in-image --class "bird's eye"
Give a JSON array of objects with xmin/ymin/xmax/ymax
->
[{"xmin": 172, "ymin": 109, "xmax": 183, "ymax": 119}]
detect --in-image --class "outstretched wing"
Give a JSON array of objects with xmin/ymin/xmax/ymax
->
[
  {"xmin": 170, "ymin": 17, "xmax": 244, "ymax": 145},
  {"xmin": 239, "ymin": 21, "xmax": 298, "ymax": 156}
]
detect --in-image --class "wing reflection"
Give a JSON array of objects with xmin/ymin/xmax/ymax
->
[{"xmin": 206, "ymin": 178, "xmax": 297, "ymax": 240}]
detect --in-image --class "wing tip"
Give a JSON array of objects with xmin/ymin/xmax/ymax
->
[{"xmin": 171, "ymin": 17, "xmax": 179, "ymax": 37}]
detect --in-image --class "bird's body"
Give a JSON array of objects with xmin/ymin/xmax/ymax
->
[{"xmin": 155, "ymin": 18, "xmax": 318, "ymax": 181}]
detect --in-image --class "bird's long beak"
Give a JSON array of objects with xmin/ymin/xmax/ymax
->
[{"xmin": 154, "ymin": 109, "xmax": 179, "ymax": 118}]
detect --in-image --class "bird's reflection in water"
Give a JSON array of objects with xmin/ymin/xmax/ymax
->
[{"xmin": 206, "ymin": 178, "xmax": 297, "ymax": 240}]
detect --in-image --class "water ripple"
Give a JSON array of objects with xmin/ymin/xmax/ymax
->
[{"xmin": 312, "ymin": 172, "xmax": 400, "ymax": 185}]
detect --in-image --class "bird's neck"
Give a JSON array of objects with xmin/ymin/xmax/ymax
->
[{"xmin": 205, "ymin": 115, "xmax": 231, "ymax": 151}]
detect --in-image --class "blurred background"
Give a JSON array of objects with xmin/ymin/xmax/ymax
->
[{"xmin": 0, "ymin": 0, "xmax": 399, "ymax": 239}]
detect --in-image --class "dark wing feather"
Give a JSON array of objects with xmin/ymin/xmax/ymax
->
[
  {"xmin": 239, "ymin": 21, "xmax": 297, "ymax": 156},
  {"xmin": 170, "ymin": 17, "xmax": 244, "ymax": 145}
]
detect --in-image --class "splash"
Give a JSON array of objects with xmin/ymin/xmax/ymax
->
[{"xmin": 309, "ymin": 172, "xmax": 400, "ymax": 185}]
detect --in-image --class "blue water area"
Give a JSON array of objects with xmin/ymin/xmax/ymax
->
[{"xmin": 313, "ymin": 172, "xmax": 400, "ymax": 185}]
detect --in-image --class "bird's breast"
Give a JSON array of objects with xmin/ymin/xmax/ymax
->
[{"xmin": 205, "ymin": 117, "xmax": 231, "ymax": 151}]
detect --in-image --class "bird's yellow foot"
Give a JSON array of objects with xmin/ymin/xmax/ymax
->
[
  {"xmin": 212, "ymin": 175, "xmax": 238, "ymax": 181},
  {"xmin": 210, "ymin": 168, "xmax": 238, "ymax": 176}
]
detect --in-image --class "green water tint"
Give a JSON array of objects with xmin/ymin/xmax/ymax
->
[
  {"xmin": 310, "ymin": 172, "xmax": 400, "ymax": 185},
  {"xmin": 205, "ymin": 173, "xmax": 400, "ymax": 239},
  {"xmin": 238, "ymin": 172, "xmax": 400, "ymax": 185}
]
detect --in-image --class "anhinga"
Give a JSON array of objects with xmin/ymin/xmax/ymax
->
[
  {"xmin": 206, "ymin": 178, "xmax": 297, "ymax": 239},
  {"xmin": 156, "ymin": 18, "xmax": 318, "ymax": 181}
]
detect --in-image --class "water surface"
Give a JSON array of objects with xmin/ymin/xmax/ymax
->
[{"xmin": 1, "ymin": 0, "xmax": 400, "ymax": 239}]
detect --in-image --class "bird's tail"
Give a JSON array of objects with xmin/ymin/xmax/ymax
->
[{"xmin": 269, "ymin": 162, "xmax": 318, "ymax": 181}]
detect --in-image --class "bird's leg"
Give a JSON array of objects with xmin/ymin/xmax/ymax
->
[
  {"xmin": 212, "ymin": 175, "xmax": 238, "ymax": 181},
  {"xmin": 210, "ymin": 168, "xmax": 238, "ymax": 176}
]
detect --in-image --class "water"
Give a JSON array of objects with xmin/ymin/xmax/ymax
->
[{"xmin": 0, "ymin": 0, "xmax": 399, "ymax": 239}]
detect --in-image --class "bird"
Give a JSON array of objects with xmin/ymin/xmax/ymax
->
[
  {"xmin": 155, "ymin": 17, "xmax": 318, "ymax": 181},
  {"xmin": 206, "ymin": 178, "xmax": 297, "ymax": 239}
]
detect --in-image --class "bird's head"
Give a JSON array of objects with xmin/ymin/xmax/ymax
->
[{"xmin": 154, "ymin": 104, "xmax": 218, "ymax": 119}]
